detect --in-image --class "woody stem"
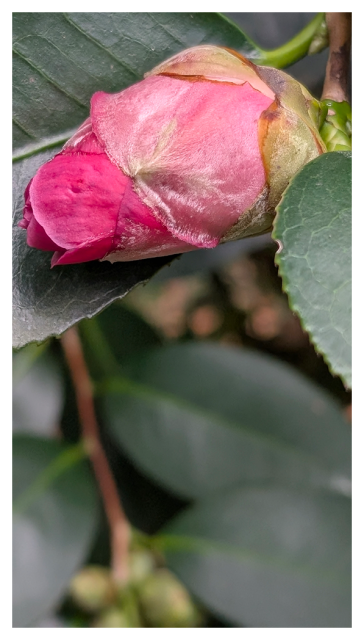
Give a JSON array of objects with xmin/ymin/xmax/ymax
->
[
  {"xmin": 321, "ymin": 13, "xmax": 351, "ymax": 102},
  {"xmin": 61, "ymin": 326, "xmax": 131, "ymax": 587}
]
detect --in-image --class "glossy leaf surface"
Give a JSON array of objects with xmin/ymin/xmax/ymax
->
[
  {"xmin": 13, "ymin": 436, "xmax": 99, "ymax": 627},
  {"xmin": 157, "ymin": 487, "xmax": 351, "ymax": 627},
  {"xmin": 273, "ymin": 152, "xmax": 352, "ymax": 387},
  {"xmin": 102, "ymin": 343, "xmax": 351, "ymax": 500}
]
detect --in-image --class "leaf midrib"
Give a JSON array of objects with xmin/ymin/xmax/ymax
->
[
  {"xmin": 154, "ymin": 532, "xmax": 350, "ymax": 587},
  {"xmin": 13, "ymin": 443, "xmax": 87, "ymax": 514},
  {"xmin": 99, "ymin": 375, "xmax": 349, "ymax": 483}
]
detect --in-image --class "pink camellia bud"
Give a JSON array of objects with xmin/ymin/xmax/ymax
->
[{"xmin": 19, "ymin": 45, "xmax": 326, "ymax": 267}]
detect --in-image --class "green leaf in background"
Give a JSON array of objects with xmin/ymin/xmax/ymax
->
[
  {"xmin": 157, "ymin": 487, "xmax": 351, "ymax": 627},
  {"xmin": 13, "ymin": 343, "xmax": 64, "ymax": 436},
  {"xmin": 13, "ymin": 435, "xmax": 99, "ymax": 627},
  {"xmin": 79, "ymin": 302, "xmax": 162, "ymax": 381},
  {"xmin": 13, "ymin": 13, "xmax": 259, "ymax": 349},
  {"xmin": 101, "ymin": 343, "xmax": 350, "ymax": 500},
  {"xmin": 273, "ymin": 152, "xmax": 352, "ymax": 387}
]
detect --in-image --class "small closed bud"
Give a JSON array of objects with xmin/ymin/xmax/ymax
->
[
  {"xmin": 129, "ymin": 549, "xmax": 156, "ymax": 586},
  {"xmin": 92, "ymin": 606, "xmax": 133, "ymax": 628},
  {"xmin": 68, "ymin": 566, "xmax": 118, "ymax": 614},
  {"xmin": 319, "ymin": 99, "xmax": 352, "ymax": 151},
  {"xmin": 138, "ymin": 568, "xmax": 202, "ymax": 627},
  {"xmin": 19, "ymin": 45, "xmax": 326, "ymax": 267}
]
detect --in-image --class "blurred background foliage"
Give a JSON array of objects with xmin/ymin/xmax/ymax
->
[{"xmin": 13, "ymin": 13, "xmax": 351, "ymax": 628}]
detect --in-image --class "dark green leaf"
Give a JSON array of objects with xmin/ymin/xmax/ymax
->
[
  {"xmin": 79, "ymin": 302, "xmax": 162, "ymax": 380},
  {"xmin": 13, "ymin": 13, "xmax": 259, "ymax": 348},
  {"xmin": 12, "ymin": 340, "xmax": 49, "ymax": 383},
  {"xmin": 157, "ymin": 486, "xmax": 351, "ymax": 627},
  {"xmin": 13, "ymin": 435, "xmax": 99, "ymax": 627},
  {"xmin": 13, "ymin": 344, "xmax": 63, "ymax": 436},
  {"xmin": 101, "ymin": 343, "xmax": 350, "ymax": 500},
  {"xmin": 273, "ymin": 152, "xmax": 352, "ymax": 387},
  {"xmin": 13, "ymin": 12, "xmax": 258, "ymax": 155}
]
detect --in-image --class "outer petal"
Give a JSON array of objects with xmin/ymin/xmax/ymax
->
[
  {"xmin": 24, "ymin": 123, "xmax": 195, "ymax": 265},
  {"xmin": 62, "ymin": 117, "xmax": 106, "ymax": 155},
  {"xmin": 258, "ymin": 102, "xmax": 323, "ymax": 210},
  {"xmin": 146, "ymin": 45, "xmax": 275, "ymax": 100},
  {"xmin": 256, "ymin": 65, "xmax": 326, "ymax": 153},
  {"xmin": 19, "ymin": 179, "xmax": 63, "ymax": 251},
  {"xmin": 91, "ymin": 76, "xmax": 274, "ymax": 248},
  {"xmin": 103, "ymin": 175, "xmax": 195, "ymax": 262},
  {"xmin": 51, "ymin": 237, "xmax": 117, "ymax": 267},
  {"xmin": 29, "ymin": 153, "xmax": 127, "ymax": 253},
  {"xmin": 25, "ymin": 215, "xmax": 64, "ymax": 252},
  {"xmin": 256, "ymin": 66, "xmax": 326, "ymax": 210}
]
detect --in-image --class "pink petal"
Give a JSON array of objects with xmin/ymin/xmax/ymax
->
[
  {"xmin": 106, "ymin": 171, "xmax": 194, "ymax": 261},
  {"xmin": 26, "ymin": 215, "xmax": 64, "ymax": 252},
  {"xmin": 19, "ymin": 177, "xmax": 63, "ymax": 250},
  {"xmin": 51, "ymin": 237, "xmax": 114, "ymax": 267},
  {"xmin": 25, "ymin": 141, "xmax": 194, "ymax": 264},
  {"xmin": 29, "ymin": 153, "xmax": 128, "ymax": 251},
  {"xmin": 91, "ymin": 76, "xmax": 273, "ymax": 248},
  {"xmin": 62, "ymin": 117, "xmax": 105, "ymax": 155}
]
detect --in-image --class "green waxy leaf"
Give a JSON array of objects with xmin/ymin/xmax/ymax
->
[
  {"xmin": 13, "ymin": 343, "xmax": 64, "ymax": 436},
  {"xmin": 79, "ymin": 302, "xmax": 162, "ymax": 381},
  {"xmin": 13, "ymin": 13, "xmax": 259, "ymax": 349},
  {"xmin": 101, "ymin": 343, "xmax": 351, "ymax": 500},
  {"xmin": 157, "ymin": 487, "xmax": 351, "ymax": 627},
  {"xmin": 13, "ymin": 435, "xmax": 99, "ymax": 627},
  {"xmin": 273, "ymin": 152, "xmax": 352, "ymax": 387}
]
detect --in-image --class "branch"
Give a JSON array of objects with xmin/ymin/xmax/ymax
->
[
  {"xmin": 321, "ymin": 13, "xmax": 351, "ymax": 102},
  {"xmin": 61, "ymin": 327, "xmax": 131, "ymax": 586}
]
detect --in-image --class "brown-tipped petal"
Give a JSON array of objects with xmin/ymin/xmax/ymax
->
[
  {"xmin": 258, "ymin": 101, "xmax": 323, "ymax": 210},
  {"xmin": 256, "ymin": 65, "xmax": 326, "ymax": 154},
  {"xmin": 147, "ymin": 45, "xmax": 275, "ymax": 99}
]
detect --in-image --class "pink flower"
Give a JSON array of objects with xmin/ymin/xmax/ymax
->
[{"xmin": 19, "ymin": 46, "xmax": 325, "ymax": 267}]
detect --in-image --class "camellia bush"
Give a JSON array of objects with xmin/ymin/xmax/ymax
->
[{"xmin": 13, "ymin": 13, "xmax": 351, "ymax": 628}]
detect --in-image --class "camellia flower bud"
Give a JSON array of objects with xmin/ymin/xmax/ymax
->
[{"xmin": 19, "ymin": 45, "xmax": 326, "ymax": 267}]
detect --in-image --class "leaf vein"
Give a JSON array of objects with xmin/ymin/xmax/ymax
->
[
  {"xmin": 62, "ymin": 13, "xmax": 140, "ymax": 80},
  {"xmin": 13, "ymin": 49, "xmax": 88, "ymax": 109}
]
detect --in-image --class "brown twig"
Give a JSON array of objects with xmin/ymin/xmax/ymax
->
[
  {"xmin": 61, "ymin": 327, "xmax": 130, "ymax": 586},
  {"xmin": 321, "ymin": 13, "xmax": 351, "ymax": 102}
]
